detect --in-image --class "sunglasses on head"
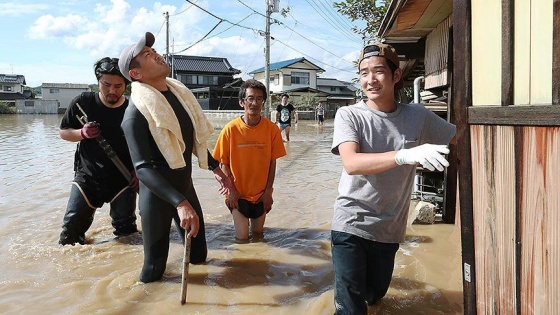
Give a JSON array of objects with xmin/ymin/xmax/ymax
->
[{"xmin": 95, "ymin": 58, "xmax": 119, "ymax": 73}]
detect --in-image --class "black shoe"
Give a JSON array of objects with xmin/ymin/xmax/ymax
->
[
  {"xmin": 59, "ymin": 233, "xmax": 85, "ymax": 246},
  {"xmin": 114, "ymin": 224, "xmax": 138, "ymax": 236}
]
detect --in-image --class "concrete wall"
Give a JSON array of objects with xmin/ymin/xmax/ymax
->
[{"xmin": 16, "ymin": 99, "xmax": 58, "ymax": 114}]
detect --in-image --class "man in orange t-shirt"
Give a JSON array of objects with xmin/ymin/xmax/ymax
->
[{"xmin": 213, "ymin": 79, "xmax": 286, "ymax": 242}]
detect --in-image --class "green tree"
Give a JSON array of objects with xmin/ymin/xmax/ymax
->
[
  {"xmin": 0, "ymin": 101, "xmax": 15, "ymax": 114},
  {"xmin": 298, "ymin": 93, "xmax": 318, "ymax": 111},
  {"xmin": 333, "ymin": 0, "xmax": 390, "ymax": 42}
]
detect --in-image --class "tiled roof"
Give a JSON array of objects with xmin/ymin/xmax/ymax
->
[
  {"xmin": 171, "ymin": 55, "xmax": 241, "ymax": 74},
  {"xmin": 248, "ymin": 57, "xmax": 324, "ymax": 74},
  {"xmin": 317, "ymin": 77, "xmax": 348, "ymax": 87},
  {"xmin": 0, "ymin": 74, "xmax": 26, "ymax": 85}
]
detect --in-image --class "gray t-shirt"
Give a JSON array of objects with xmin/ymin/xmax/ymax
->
[{"xmin": 331, "ymin": 100, "xmax": 456, "ymax": 243}]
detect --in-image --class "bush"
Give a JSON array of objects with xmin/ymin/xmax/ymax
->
[{"xmin": 0, "ymin": 102, "xmax": 16, "ymax": 114}]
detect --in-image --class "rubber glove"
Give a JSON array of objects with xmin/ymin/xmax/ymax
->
[
  {"xmin": 395, "ymin": 144, "xmax": 450, "ymax": 171},
  {"xmin": 80, "ymin": 121, "xmax": 100, "ymax": 139},
  {"xmin": 130, "ymin": 170, "xmax": 139, "ymax": 191}
]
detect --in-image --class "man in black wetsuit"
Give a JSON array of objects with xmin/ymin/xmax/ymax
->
[
  {"xmin": 118, "ymin": 32, "xmax": 232, "ymax": 283},
  {"xmin": 59, "ymin": 57, "xmax": 138, "ymax": 245}
]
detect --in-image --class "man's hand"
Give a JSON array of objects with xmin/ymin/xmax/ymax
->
[
  {"xmin": 395, "ymin": 144, "xmax": 450, "ymax": 171},
  {"xmin": 177, "ymin": 200, "xmax": 199, "ymax": 238},
  {"xmin": 225, "ymin": 187, "xmax": 241, "ymax": 210},
  {"xmin": 259, "ymin": 188, "xmax": 274, "ymax": 213},
  {"xmin": 80, "ymin": 121, "xmax": 100, "ymax": 139},
  {"xmin": 212, "ymin": 167, "xmax": 233, "ymax": 195}
]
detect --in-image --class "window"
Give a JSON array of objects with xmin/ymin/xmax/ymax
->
[
  {"xmin": 291, "ymin": 72, "xmax": 309, "ymax": 85},
  {"xmin": 177, "ymin": 74, "xmax": 218, "ymax": 85},
  {"xmin": 49, "ymin": 88, "xmax": 60, "ymax": 93},
  {"xmin": 25, "ymin": 101, "xmax": 34, "ymax": 107},
  {"xmin": 4, "ymin": 86, "xmax": 13, "ymax": 92},
  {"xmin": 198, "ymin": 75, "xmax": 218, "ymax": 85},
  {"xmin": 330, "ymin": 87, "xmax": 337, "ymax": 92}
]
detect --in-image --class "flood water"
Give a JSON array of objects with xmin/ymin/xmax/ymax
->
[{"xmin": 0, "ymin": 114, "xmax": 463, "ymax": 314}]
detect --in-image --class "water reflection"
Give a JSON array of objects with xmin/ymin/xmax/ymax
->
[{"xmin": 0, "ymin": 114, "xmax": 462, "ymax": 314}]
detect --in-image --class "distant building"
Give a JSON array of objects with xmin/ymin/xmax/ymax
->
[
  {"xmin": 249, "ymin": 57, "xmax": 326, "ymax": 95},
  {"xmin": 169, "ymin": 54, "xmax": 242, "ymax": 110},
  {"xmin": 249, "ymin": 58, "xmax": 357, "ymax": 118},
  {"xmin": 41, "ymin": 83, "xmax": 91, "ymax": 114},
  {"xmin": 317, "ymin": 77, "xmax": 358, "ymax": 117},
  {"xmin": 0, "ymin": 74, "xmax": 31, "ymax": 107}
]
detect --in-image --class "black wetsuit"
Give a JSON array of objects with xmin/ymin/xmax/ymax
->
[
  {"xmin": 121, "ymin": 90, "xmax": 218, "ymax": 283},
  {"xmin": 59, "ymin": 92, "xmax": 137, "ymax": 245}
]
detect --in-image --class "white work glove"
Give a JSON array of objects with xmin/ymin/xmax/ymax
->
[{"xmin": 395, "ymin": 144, "xmax": 450, "ymax": 171}]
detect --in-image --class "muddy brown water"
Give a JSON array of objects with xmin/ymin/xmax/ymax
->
[{"xmin": 0, "ymin": 114, "xmax": 463, "ymax": 314}]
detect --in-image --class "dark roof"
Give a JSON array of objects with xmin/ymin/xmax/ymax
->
[
  {"xmin": 317, "ymin": 77, "xmax": 349, "ymax": 87},
  {"xmin": 249, "ymin": 57, "xmax": 325, "ymax": 74},
  {"xmin": 0, "ymin": 74, "xmax": 26, "ymax": 85},
  {"xmin": 274, "ymin": 87, "xmax": 329, "ymax": 96},
  {"xmin": 0, "ymin": 92, "xmax": 27, "ymax": 100},
  {"xmin": 170, "ymin": 55, "xmax": 241, "ymax": 75},
  {"xmin": 317, "ymin": 77, "xmax": 358, "ymax": 94}
]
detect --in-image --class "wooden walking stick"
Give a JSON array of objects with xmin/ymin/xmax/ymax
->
[{"xmin": 180, "ymin": 233, "xmax": 191, "ymax": 305}]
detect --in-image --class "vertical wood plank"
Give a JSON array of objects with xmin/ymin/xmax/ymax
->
[
  {"xmin": 519, "ymin": 127, "xmax": 560, "ymax": 314},
  {"xmin": 514, "ymin": 0, "xmax": 531, "ymax": 105},
  {"xmin": 502, "ymin": 0, "xmax": 514, "ymax": 106},
  {"xmin": 471, "ymin": 125, "xmax": 517, "ymax": 314},
  {"xmin": 453, "ymin": 0, "xmax": 476, "ymax": 313}
]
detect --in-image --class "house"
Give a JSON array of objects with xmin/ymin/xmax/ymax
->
[
  {"xmin": 249, "ymin": 57, "xmax": 331, "ymax": 109},
  {"xmin": 41, "ymin": 83, "xmax": 91, "ymax": 114},
  {"xmin": 381, "ymin": 0, "xmax": 560, "ymax": 313},
  {"xmin": 249, "ymin": 57, "xmax": 361, "ymax": 120},
  {"xmin": 0, "ymin": 74, "xmax": 31, "ymax": 107},
  {"xmin": 169, "ymin": 54, "xmax": 242, "ymax": 110},
  {"xmin": 317, "ymin": 77, "xmax": 358, "ymax": 118}
]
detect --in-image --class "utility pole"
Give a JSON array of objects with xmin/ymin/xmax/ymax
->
[
  {"xmin": 264, "ymin": 2, "xmax": 272, "ymax": 115},
  {"xmin": 164, "ymin": 12, "xmax": 170, "ymax": 64},
  {"xmin": 264, "ymin": 0, "xmax": 279, "ymax": 116}
]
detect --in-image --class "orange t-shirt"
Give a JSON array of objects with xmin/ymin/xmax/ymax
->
[{"xmin": 213, "ymin": 116, "xmax": 286, "ymax": 202}]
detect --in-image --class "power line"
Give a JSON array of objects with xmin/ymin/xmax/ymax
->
[
  {"xmin": 174, "ymin": 21, "xmax": 223, "ymax": 54},
  {"xmin": 185, "ymin": 0, "xmax": 261, "ymax": 32},
  {"xmin": 304, "ymin": 0, "xmax": 360, "ymax": 41},
  {"xmin": 170, "ymin": 0, "xmax": 197, "ymax": 16},
  {"xmin": 318, "ymin": 0, "xmax": 357, "ymax": 31},
  {"xmin": 273, "ymin": 38, "xmax": 355, "ymax": 74}
]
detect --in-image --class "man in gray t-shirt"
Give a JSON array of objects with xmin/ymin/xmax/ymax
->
[{"xmin": 330, "ymin": 43, "xmax": 456, "ymax": 315}]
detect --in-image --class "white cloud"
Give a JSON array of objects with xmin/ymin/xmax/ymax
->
[
  {"xmin": 28, "ymin": 14, "xmax": 90, "ymax": 38},
  {"xmin": 0, "ymin": 2, "xmax": 49, "ymax": 16}
]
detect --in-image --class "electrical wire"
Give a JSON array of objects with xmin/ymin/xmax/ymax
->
[{"xmin": 274, "ymin": 38, "xmax": 355, "ymax": 74}]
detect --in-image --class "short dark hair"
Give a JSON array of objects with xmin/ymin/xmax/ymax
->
[
  {"xmin": 281, "ymin": 93, "xmax": 289, "ymax": 98},
  {"xmin": 94, "ymin": 57, "xmax": 129, "ymax": 84},
  {"xmin": 239, "ymin": 79, "xmax": 267, "ymax": 101}
]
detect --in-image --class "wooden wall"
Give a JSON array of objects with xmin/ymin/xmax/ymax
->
[
  {"xmin": 454, "ymin": 0, "xmax": 560, "ymax": 313},
  {"xmin": 424, "ymin": 15, "xmax": 451, "ymax": 89}
]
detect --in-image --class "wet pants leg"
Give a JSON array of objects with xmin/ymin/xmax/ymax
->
[
  {"xmin": 109, "ymin": 187, "xmax": 138, "ymax": 236},
  {"xmin": 138, "ymin": 190, "xmax": 207, "ymax": 283},
  {"xmin": 59, "ymin": 184, "xmax": 95, "ymax": 245},
  {"xmin": 331, "ymin": 230, "xmax": 399, "ymax": 315}
]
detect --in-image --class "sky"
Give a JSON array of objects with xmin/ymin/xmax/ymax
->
[{"xmin": 0, "ymin": 0, "xmax": 367, "ymax": 88}]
